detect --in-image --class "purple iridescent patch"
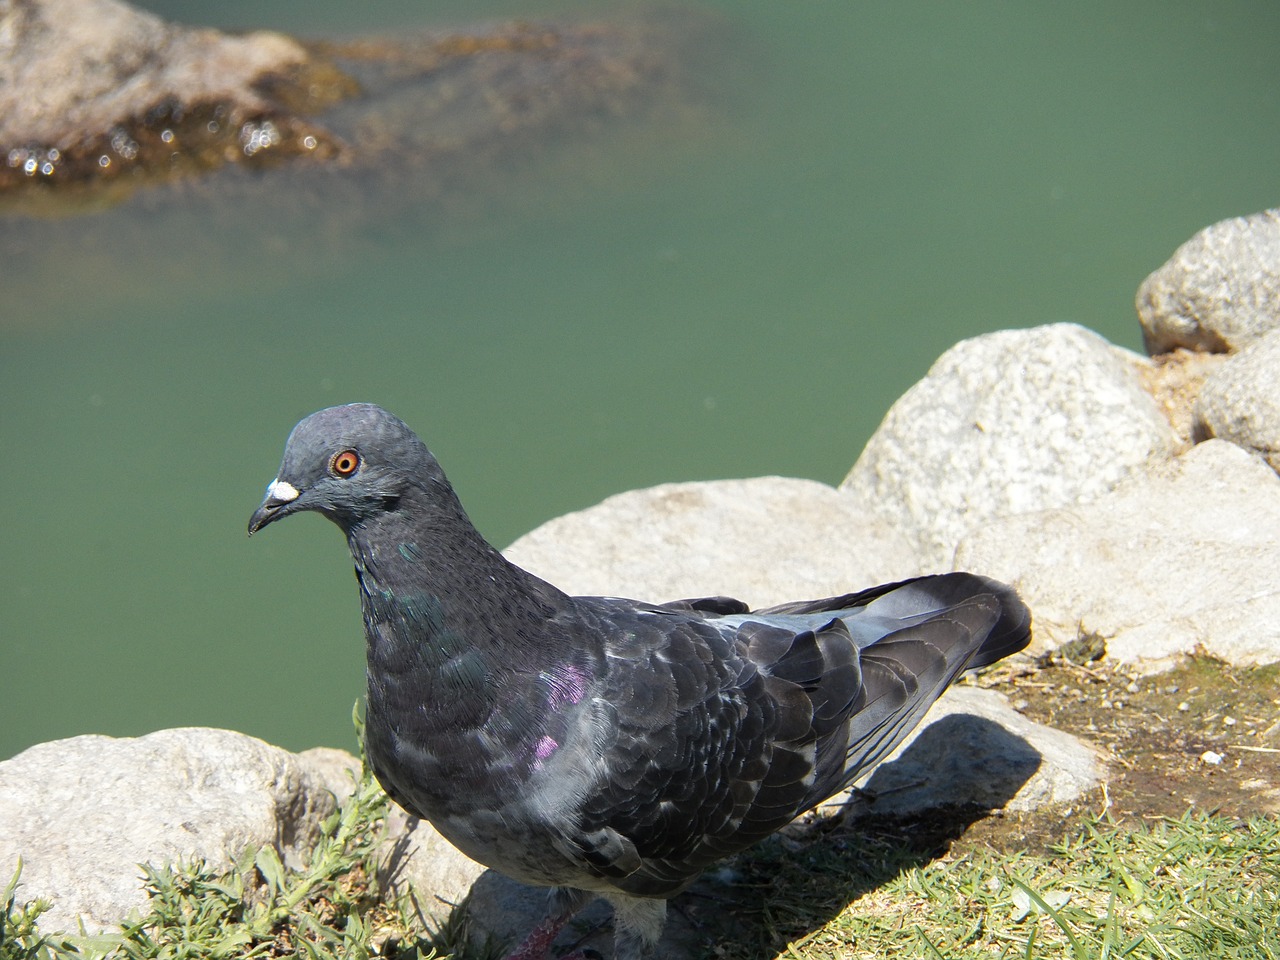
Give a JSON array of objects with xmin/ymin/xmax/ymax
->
[{"xmin": 544, "ymin": 664, "xmax": 587, "ymax": 709}]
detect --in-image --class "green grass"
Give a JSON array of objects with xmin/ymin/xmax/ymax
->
[
  {"xmin": 4, "ymin": 783, "xmax": 1277, "ymax": 960},
  {"xmin": 710, "ymin": 812, "xmax": 1279, "ymax": 960}
]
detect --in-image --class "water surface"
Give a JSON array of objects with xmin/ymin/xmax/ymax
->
[{"xmin": 3, "ymin": 1, "xmax": 1278, "ymax": 759}]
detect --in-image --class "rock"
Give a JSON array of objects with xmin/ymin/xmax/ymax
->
[
  {"xmin": 295, "ymin": 745, "xmax": 368, "ymax": 796},
  {"xmin": 0, "ymin": 0, "xmax": 310, "ymax": 145},
  {"xmin": 1135, "ymin": 348, "xmax": 1228, "ymax": 449},
  {"xmin": 378, "ymin": 806, "xmax": 485, "ymax": 922},
  {"xmin": 0, "ymin": 728, "xmax": 482, "ymax": 936},
  {"xmin": 0, "ymin": 0, "xmax": 334, "ymax": 184},
  {"xmin": 1137, "ymin": 207, "xmax": 1280, "ymax": 355},
  {"xmin": 841, "ymin": 323, "xmax": 1177, "ymax": 569},
  {"xmin": 291, "ymin": 747, "xmax": 486, "ymax": 922},
  {"xmin": 849, "ymin": 686, "xmax": 1105, "ymax": 816},
  {"xmin": 0, "ymin": 0, "xmax": 728, "ymax": 210},
  {"xmin": 955, "ymin": 439, "xmax": 1280, "ymax": 667},
  {"xmin": 0, "ymin": 728, "xmax": 345, "ymax": 933},
  {"xmin": 504, "ymin": 476, "xmax": 920, "ymax": 608},
  {"xmin": 1195, "ymin": 330, "xmax": 1280, "ymax": 471}
]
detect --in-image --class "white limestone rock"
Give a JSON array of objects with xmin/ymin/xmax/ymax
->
[
  {"xmin": 0, "ymin": 728, "xmax": 342, "ymax": 933},
  {"xmin": 505, "ymin": 475, "xmax": 919, "ymax": 608},
  {"xmin": 851, "ymin": 686, "xmax": 1105, "ymax": 815},
  {"xmin": 955, "ymin": 440, "xmax": 1280, "ymax": 667},
  {"xmin": 842, "ymin": 323, "xmax": 1177, "ymax": 569},
  {"xmin": 1137, "ymin": 207, "xmax": 1280, "ymax": 355},
  {"xmin": 1195, "ymin": 329, "xmax": 1280, "ymax": 472},
  {"xmin": 0, "ymin": 728, "xmax": 482, "ymax": 936}
]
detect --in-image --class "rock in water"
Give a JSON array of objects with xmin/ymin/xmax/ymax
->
[{"xmin": 248, "ymin": 403, "xmax": 1031, "ymax": 960}]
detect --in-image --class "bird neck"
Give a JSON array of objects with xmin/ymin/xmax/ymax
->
[
  {"xmin": 345, "ymin": 478, "xmax": 571, "ymax": 667},
  {"xmin": 346, "ymin": 480, "xmax": 593, "ymax": 802}
]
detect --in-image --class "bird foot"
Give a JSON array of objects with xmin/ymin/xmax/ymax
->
[{"xmin": 501, "ymin": 914, "xmax": 571, "ymax": 960}]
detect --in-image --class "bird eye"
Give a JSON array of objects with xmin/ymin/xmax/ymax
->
[{"xmin": 330, "ymin": 449, "xmax": 360, "ymax": 477}]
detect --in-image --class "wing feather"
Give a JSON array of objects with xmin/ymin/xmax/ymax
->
[{"xmin": 555, "ymin": 575, "xmax": 1030, "ymax": 897}]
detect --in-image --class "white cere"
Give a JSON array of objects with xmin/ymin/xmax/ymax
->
[{"xmin": 266, "ymin": 478, "xmax": 300, "ymax": 503}]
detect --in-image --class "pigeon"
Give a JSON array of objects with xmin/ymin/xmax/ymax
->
[{"xmin": 248, "ymin": 403, "xmax": 1031, "ymax": 960}]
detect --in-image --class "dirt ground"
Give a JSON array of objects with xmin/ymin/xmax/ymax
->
[
  {"xmin": 891, "ymin": 651, "xmax": 1280, "ymax": 858},
  {"xmin": 684, "ymin": 653, "xmax": 1279, "ymax": 958}
]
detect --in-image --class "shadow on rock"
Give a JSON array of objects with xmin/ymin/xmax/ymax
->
[{"xmin": 853, "ymin": 713, "xmax": 1043, "ymax": 816}]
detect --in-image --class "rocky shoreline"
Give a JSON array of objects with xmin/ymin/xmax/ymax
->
[{"xmin": 2, "ymin": 207, "xmax": 1278, "ymax": 951}]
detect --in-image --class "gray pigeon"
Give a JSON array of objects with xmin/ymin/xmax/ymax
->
[{"xmin": 248, "ymin": 403, "xmax": 1030, "ymax": 960}]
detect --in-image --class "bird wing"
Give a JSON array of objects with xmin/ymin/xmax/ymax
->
[
  {"xmin": 551, "ymin": 574, "xmax": 1028, "ymax": 898},
  {"xmin": 554, "ymin": 602, "xmax": 796, "ymax": 896}
]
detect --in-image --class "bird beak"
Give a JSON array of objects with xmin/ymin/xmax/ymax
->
[{"xmin": 248, "ymin": 478, "xmax": 302, "ymax": 535}]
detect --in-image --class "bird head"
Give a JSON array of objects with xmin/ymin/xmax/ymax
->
[{"xmin": 248, "ymin": 403, "xmax": 434, "ymax": 535}]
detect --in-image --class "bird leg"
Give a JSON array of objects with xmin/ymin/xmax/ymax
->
[
  {"xmin": 603, "ymin": 893, "xmax": 666, "ymax": 960},
  {"xmin": 500, "ymin": 916, "xmax": 570, "ymax": 960},
  {"xmin": 502, "ymin": 887, "xmax": 592, "ymax": 960}
]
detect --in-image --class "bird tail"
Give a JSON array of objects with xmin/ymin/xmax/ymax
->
[
  {"xmin": 862, "ymin": 572, "xmax": 1031, "ymax": 669},
  {"xmin": 758, "ymin": 571, "xmax": 1031, "ymax": 668},
  {"xmin": 761, "ymin": 572, "xmax": 1031, "ymax": 800}
]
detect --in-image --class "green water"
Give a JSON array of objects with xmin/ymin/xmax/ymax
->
[{"xmin": 3, "ymin": 1, "xmax": 1278, "ymax": 761}]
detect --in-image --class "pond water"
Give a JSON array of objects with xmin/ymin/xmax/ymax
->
[{"xmin": 3, "ymin": 0, "xmax": 1278, "ymax": 760}]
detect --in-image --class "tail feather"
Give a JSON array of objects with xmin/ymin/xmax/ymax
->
[
  {"xmin": 835, "ymin": 594, "xmax": 1006, "ymax": 788},
  {"xmin": 767, "ymin": 572, "xmax": 1031, "ymax": 667}
]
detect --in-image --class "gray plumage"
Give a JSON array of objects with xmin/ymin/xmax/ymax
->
[{"xmin": 248, "ymin": 403, "xmax": 1031, "ymax": 960}]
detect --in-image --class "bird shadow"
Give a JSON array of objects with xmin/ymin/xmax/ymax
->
[
  {"xmin": 682, "ymin": 714, "xmax": 1042, "ymax": 960},
  {"xmin": 418, "ymin": 715, "xmax": 1040, "ymax": 960}
]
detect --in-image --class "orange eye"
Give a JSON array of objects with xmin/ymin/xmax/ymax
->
[{"xmin": 330, "ymin": 449, "xmax": 360, "ymax": 477}]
